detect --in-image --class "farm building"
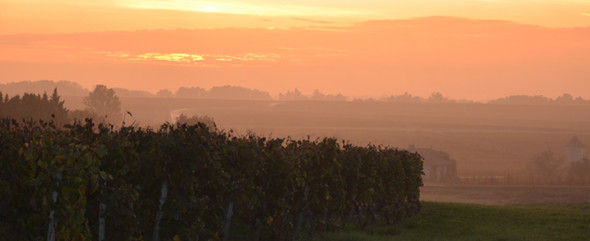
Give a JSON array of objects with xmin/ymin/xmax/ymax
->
[{"xmin": 408, "ymin": 145, "xmax": 457, "ymax": 182}]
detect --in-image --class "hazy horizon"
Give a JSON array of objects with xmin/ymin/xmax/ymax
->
[
  {"xmin": 3, "ymin": 79, "xmax": 590, "ymax": 104},
  {"xmin": 1, "ymin": 0, "xmax": 590, "ymax": 101}
]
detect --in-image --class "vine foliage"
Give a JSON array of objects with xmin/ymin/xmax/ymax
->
[{"xmin": 0, "ymin": 119, "xmax": 423, "ymax": 240}]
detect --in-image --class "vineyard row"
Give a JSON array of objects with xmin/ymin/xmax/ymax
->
[{"xmin": 0, "ymin": 119, "xmax": 423, "ymax": 241}]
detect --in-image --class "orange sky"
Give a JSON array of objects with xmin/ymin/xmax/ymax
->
[{"xmin": 1, "ymin": 0, "xmax": 589, "ymax": 100}]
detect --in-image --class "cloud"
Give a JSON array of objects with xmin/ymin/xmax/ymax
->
[
  {"xmin": 136, "ymin": 53, "xmax": 205, "ymax": 63},
  {"xmin": 290, "ymin": 17, "xmax": 334, "ymax": 24},
  {"xmin": 97, "ymin": 51, "xmax": 281, "ymax": 64},
  {"xmin": 581, "ymin": 13, "xmax": 590, "ymax": 17},
  {"xmin": 212, "ymin": 53, "xmax": 280, "ymax": 62}
]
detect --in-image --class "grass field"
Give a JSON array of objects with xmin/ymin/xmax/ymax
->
[
  {"xmin": 316, "ymin": 201, "xmax": 590, "ymax": 241},
  {"xmin": 420, "ymin": 185, "xmax": 590, "ymax": 205}
]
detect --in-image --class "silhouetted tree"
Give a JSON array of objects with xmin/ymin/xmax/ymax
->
[
  {"xmin": 310, "ymin": 89, "xmax": 347, "ymax": 101},
  {"xmin": 0, "ymin": 88, "xmax": 69, "ymax": 125},
  {"xmin": 207, "ymin": 85, "xmax": 272, "ymax": 100},
  {"xmin": 428, "ymin": 92, "xmax": 450, "ymax": 103},
  {"xmin": 49, "ymin": 88, "xmax": 68, "ymax": 123},
  {"xmin": 489, "ymin": 95, "xmax": 553, "ymax": 105},
  {"xmin": 156, "ymin": 89, "xmax": 174, "ymax": 98},
  {"xmin": 0, "ymin": 80, "xmax": 88, "ymax": 97},
  {"xmin": 174, "ymin": 86, "xmax": 272, "ymax": 100},
  {"xmin": 555, "ymin": 93, "xmax": 574, "ymax": 103},
  {"xmin": 279, "ymin": 89, "xmax": 307, "ymax": 101},
  {"xmin": 529, "ymin": 149, "xmax": 564, "ymax": 184},
  {"xmin": 175, "ymin": 87, "xmax": 207, "ymax": 98},
  {"xmin": 83, "ymin": 85, "xmax": 122, "ymax": 124},
  {"xmin": 384, "ymin": 92, "xmax": 423, "ymax": 103}
]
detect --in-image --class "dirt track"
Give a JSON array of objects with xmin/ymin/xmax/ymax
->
[{"xmin": 420, "ymin": 184, "xmax": 590, "ymax": 205}]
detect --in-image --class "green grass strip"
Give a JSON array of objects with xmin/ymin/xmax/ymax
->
[{"xmin": 318, "ymin": 202, "xmax": 590, "ymax": 241}]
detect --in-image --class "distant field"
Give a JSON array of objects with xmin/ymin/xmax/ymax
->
[
  {"xmin": 111, "ymin": 98, "xmax": 590, "ymax": 177},
  {"xmin": 63, "ymin": 96, "xmax": 590, "ymax": 177},
  {"xmin": 420, "ymin": 184, "xmax": 590, "ymax": 205},
  {"xmin": 316, "ymin": 201, "xmax": 590, "ymax": 241}
]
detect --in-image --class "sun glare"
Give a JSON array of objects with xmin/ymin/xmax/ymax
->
[
  {"xmin": 118, "ymin": 0, "xmax": 371, "ymax": 17},
  {"xmin": 197, "ymin": 5, "xmax": 222, "ymax": 13}
]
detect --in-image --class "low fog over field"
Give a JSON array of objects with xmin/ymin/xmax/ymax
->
[{"xmin": 3, "ymin": 80, "xmax": 589, "ymax": 184}]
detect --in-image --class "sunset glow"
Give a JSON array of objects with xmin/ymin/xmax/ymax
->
[
  {"xmin": 1, "ymin": 0, "xmax": 589, "ymax": 100},
  {"xmin": 107, "ymin": 52, "xmax": 281, "ymax": 65},
  {"xmin": 136, "ymin": 53, "xmax": 205, "ymax": 63},
  {"xmin": 2, "ymin": 0, "xmax": 590, "ymax": 35},
  {"xmin": 120, "ymin": 0, "xmax": 370, "ymax": 17}
]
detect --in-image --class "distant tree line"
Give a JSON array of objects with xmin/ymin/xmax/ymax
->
[
  {"xmin": 0, "ymin": 80, "xmax": 89, "ymax": 97},
  {"xmin": 0, "ymin": 85, "xmax": 124, "ymax": 126},
  {"xmin": 159, "ymin": 85, "xmax": 273, "ymax": 100},
  {"xmin": 375, "ymin": 92, "xmax": 590, "ymax": 105},
  {"xmin": 278, "ymin": 89, "xmax": 347, "ymax": 101},
  {"xmin": 377, "ymin": 92, "xmax": 461, "ymax": 103},
  {"xmin": 488, "ymin": 94, "xmax": 588, "ymax": 105},
  {"xmin": 0, "ymin": 89, "xmax": 69, "ymax": 125},
  {"xmin": 528, "ymin": 149, "xmax": 590, "ymax": 185},
  {"xmin": 3, "ymin": 80, "xmax": 590, "ymax": 104}
]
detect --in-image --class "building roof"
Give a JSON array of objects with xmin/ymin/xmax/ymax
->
[{"xmin": 567, "ymin": 136, "xmax": 585, "ymax": 148}]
